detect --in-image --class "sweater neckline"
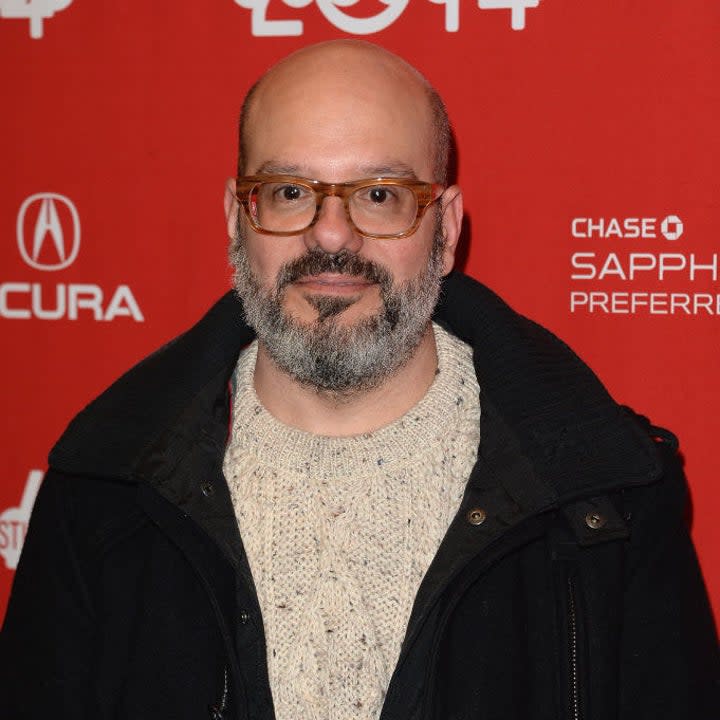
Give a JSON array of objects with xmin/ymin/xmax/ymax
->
[{"xmin": 228, "ymin": 323, "xmax": 479, "ymax": 478}]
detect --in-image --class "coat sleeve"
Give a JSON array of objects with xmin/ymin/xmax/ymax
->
[
  {"xmin": 618, "ymin": 434, "xmax": 720, "ymax": 718},
  {"xmin": 0, "ymin": 471, "xmax": 95, "ymax": 717}
]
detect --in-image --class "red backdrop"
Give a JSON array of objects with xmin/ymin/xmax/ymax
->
[{"xmin": 2, "ymin": 1, "xmax": 718, "ymax": 623}]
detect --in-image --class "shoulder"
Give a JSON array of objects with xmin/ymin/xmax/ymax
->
[
  {"xmin": 27, "ymin": 470, "xmax": 147, "ymax": 559},
  {"xmin": 437, "ymin": 272, "xmax": 664, "ymax": 499},
  {"xmin": 48, "ymin": 292, "xmax": 253, "ymax": 480}
]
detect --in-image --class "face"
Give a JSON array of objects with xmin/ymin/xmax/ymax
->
[
  {"xmin": 225, "ymin": 43, "xmax": 463, "ymax": 393},
  {"xmin": 229, "ymin": 217, "xmax": 446, "ymax": 393}
]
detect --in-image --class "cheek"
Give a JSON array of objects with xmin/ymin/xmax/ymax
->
[
  {"xmin": 374, "ymin": 227, "xmax": 436, "ymax": 282},
  {"xmin": 243, "ymin": 236, "xmax": 298, "ymax": 286}
]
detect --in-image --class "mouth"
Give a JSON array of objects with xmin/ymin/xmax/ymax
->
[{"xmin": 294, "ymin": 273, "xmax": 376, "ymax": 295}]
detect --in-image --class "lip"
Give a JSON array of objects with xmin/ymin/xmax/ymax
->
[{"xmin": 294, "ymin": 273, "xmax": 375, "ymax": 293}]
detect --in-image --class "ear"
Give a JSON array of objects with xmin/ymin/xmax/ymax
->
[
  {"xmin": 439, "ymin": 185, "xmax": 463, "ymax": 276},
  {"xmin": 224, "ymin": 178, "xmax": 239, "ymax": 239}
]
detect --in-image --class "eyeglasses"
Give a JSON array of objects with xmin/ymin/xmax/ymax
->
[{"xmin": 235, "ymin": 175, "xmax": 445, "ymax": 239}]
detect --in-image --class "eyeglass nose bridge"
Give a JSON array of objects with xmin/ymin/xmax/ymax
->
[{"xmin": 306, "ymin": 181, "xmax": 362, "ymax": 232}]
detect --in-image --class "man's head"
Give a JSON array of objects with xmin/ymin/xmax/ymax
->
[
  {"xmin": 237, "ymin": 45, "xmax": 452, "ymax": 186},
  {"xmin": 224, "ymin": 40, "xmax": 463, "ymax": 395}
]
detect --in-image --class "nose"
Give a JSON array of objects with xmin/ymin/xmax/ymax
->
[{"xmin": 304, "ymin": 196, "xmax": 363, "ymax": 255}]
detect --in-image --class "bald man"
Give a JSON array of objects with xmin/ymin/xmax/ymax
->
[{"xmin": 2, "ymin": 41, "xmax": 718, "ymax": 720}]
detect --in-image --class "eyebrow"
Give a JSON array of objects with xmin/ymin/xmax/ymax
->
[
  {"xmin": 252, "ymin": 161, "xmax": 419, "ymax": 180},
  {"xmin": 356, "ymin": 163, "xmax": 418, "ymax": 179},
  {"xmin": 255, "ymin": 162, "xmax": 302, "ymax": 175}
]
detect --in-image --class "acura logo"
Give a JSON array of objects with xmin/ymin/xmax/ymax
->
[
  {"xmin": 16, "ymin": 193, "xmax": 80, "ymax": 271},
  {"xmin": 4, "ymin": 192, "xmax": 144, "ymax": 322}
]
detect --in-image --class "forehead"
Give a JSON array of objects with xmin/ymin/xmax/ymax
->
[{"xmin": 243, "ymin": 47, "xmax": 435, "ymax": 180}]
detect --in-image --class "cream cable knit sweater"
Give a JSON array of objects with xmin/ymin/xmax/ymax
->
[{"xmin": 223, "ymin": 324, "xmax": 480, "ymax": 720}]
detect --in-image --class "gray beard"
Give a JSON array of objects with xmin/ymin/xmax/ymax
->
[{"xmin": 229, "ymin": 224, "xmax": 445, "ymax": 395}]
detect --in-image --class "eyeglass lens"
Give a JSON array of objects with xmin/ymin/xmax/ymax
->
[{"xmin": 249, "ymin": 181, "xmax": 420, "ymax": 235}]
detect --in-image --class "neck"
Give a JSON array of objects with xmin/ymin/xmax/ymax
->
[{"xmin": 252, "ymin": 324, "xmax": 438, "ymax": 436}]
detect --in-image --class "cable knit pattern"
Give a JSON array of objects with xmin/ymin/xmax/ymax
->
[{"xmin": 223, "ymin": 324, "xmax": 480, "ymax": 720}]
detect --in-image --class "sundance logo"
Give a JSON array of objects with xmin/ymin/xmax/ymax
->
[
  {"xmin": 0, "ymin": 470, "xmax": 42, "ymax": 571},
  {"xmin": 0, "ymin": 0, "xmax": 73, "ymax": 39},
  {"xmin": 1, "ymin": 192, "xmax": 144, "ymax": 322}
]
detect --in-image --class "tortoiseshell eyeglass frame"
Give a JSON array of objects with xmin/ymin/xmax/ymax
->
[{"xmin": 235, "ymin": 175, "xmax": 445, "ymax": 239}]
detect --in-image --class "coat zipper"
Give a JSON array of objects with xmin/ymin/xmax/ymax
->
[
  {"xmin": 208, "ymin": 666, "xmax": 229, "ymax": 719},
  {"xmin": 566, "ymin": 576, "xmax": 582, "ymax": 720}
]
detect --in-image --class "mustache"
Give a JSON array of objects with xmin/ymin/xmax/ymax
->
[{"xmin": 275, "ymin": 249, "xmax": 391, "ymax": 292}]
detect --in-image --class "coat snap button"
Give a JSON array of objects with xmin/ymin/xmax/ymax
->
[
  {"xmin": 239, "ymin": 609, "xmax": 250, "ymax": 624},
  {"xmin": 467, "ymin": 507, "xmax": 487, "ymax": 526},
  {"xmin": 585, "ymin": 511, "xmax": 607, "ymax": 529},
  {"xmin": 201, "ymin": 481, "xmax": 215, "ymax": 497}
]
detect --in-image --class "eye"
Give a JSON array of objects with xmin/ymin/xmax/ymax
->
[
  {"xmin": 368, "ymin": 187, "xmax": 390, "ymax": 204},
  {"xmin": 277, "ymin": 184, "xmax": 305, "ymax": 201},
  {"xmin": 359, "ymin": 185, "xmax": 402, "ymax": 206}
]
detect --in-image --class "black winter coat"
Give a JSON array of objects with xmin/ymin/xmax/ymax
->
[{"xmin": 2, "ymin": 272, "xmax": 718, "ymax": 719}]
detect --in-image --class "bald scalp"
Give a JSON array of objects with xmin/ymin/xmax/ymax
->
[{"xmin": 236, "ymin": 40, "xmax": 451, "ymax": 184}]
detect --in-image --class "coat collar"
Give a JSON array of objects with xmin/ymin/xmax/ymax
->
[
  {"xmin": 434, "ymin": 272, "xmax": 661, "ymax": 501},
  {"xmin": 49, "ymin": 271, "xmax": 661, "ymax": 502}
]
